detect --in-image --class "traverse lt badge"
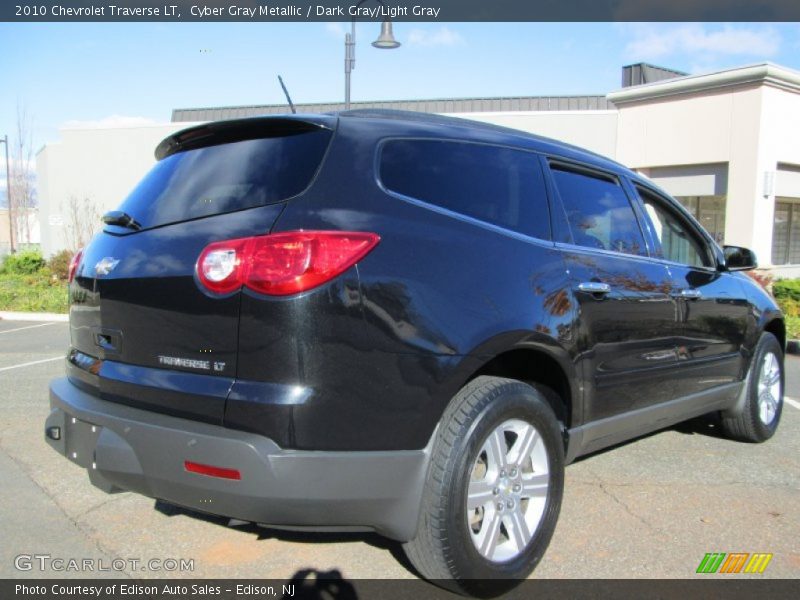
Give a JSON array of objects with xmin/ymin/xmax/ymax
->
[{"xmin": 94, "ymin": 257, "xmax": 120, "ymax": 276}]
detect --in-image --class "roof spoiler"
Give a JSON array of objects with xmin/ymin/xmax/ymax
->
[{"xmin": 155, "ymin": 115, "xmax": 336, "ymax": 160}]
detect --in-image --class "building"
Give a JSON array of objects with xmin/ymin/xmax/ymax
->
[
  {"xmin": 0, "ymin": 208, "xmax": 41, "ymax": 256},
  {"xmin": 36, "ymin": 62, "xmax": 800, "ymax": 277}
]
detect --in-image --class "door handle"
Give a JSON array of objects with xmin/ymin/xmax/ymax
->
[
  {"xmin": 678, "ymin": 289, "xmax": 702, "ymax": 300},
  {"xmin": 577, "ymin": 282, "xmax": 611, "ymax": 295}
]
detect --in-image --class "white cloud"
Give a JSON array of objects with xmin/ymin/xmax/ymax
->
[
  {"xmin": 622, "ymin": 24, "xmax": 780, "ymax": 64},
  {"xmin": 325, "ymin": 22, "xmax": 346, "ymax": 38},
  {"xmin": 406, "ymin": 26, "xmax": 464, "ymax": 48},
  {"xmin": 60, "ymin": 115, "xmax": 161, "ymax": 130}
]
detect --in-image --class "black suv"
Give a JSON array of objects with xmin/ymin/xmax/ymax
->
[{"xmin": 46, "ymin": 110, "xmax": 784, "ymax": 594}]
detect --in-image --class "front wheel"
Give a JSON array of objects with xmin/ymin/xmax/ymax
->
[
  {"xmin": 721, "ymin": 332, "xmax": 784, "ymax": 443},
  {"xmin": 403, "ymin": 376, "xmax": 564, "ymax": 596}
]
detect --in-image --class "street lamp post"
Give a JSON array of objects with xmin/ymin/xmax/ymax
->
[
  {"xmin": 0, "ymin": 135, "xmax": 12, "ymax": 254},
  {"xmin": 344, "ymin": 0, "xmax": 400, "ymax": 110}
]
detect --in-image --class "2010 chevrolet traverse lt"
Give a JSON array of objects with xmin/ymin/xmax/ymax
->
[{"xmin": 46, "ymin": 111, "xmax": 784, "ymax": 595}]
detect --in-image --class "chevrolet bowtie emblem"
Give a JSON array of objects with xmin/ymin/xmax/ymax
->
[{"xmin": 94, "ymin": 257, "xmax": 120, "ymax": 276}]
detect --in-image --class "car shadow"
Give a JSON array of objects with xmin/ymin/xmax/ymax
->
[
  {"xmin": 670, "ymin": 412, "xmax": 728, "ymax": 439},
  {"xmin": 153, "ymin": 500, "xmax": 422, "ymax": 579}
]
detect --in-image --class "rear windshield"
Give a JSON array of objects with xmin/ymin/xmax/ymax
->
[{"xmin": 115, "ymin": 129, "xmax": 331, "ymax": 230}]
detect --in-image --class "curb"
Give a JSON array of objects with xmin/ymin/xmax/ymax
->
[
  {"xmin": 787, "ymin": 340, "xmax": 800, "ymax": 355},
  {"xmin": 0, "ymin": 311, "xmax": 68, "ymax": 322}
]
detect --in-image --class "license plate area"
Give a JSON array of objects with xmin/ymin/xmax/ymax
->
[{"xmin": 64, "ymin": 415, "xmax": 102, "ymax": 469}]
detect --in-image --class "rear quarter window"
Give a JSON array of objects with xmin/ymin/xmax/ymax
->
[
  {"xmin": 116, "ymin": 129, "xmax": 332, "ymax": 230},
  {"xmin": 379, "ymin": 139, "xmax": 550, "ymax": 240}
]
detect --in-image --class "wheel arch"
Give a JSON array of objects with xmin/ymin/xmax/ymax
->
[
  {"xmin": 764, "ymin": 317, "xmax": 786, "ymax": 353},
  {"xmin": 461, "ymin": 337, "xmax": 579, "ymax": 437}
]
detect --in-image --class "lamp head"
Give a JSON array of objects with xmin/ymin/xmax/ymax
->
[{"xmin": 372, "ymin": 20, "xmax": 401, "ymax": 49}]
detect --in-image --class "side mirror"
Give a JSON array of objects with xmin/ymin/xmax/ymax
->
[{"xmin": 723, "ymin": 245, "xmax": 758, "ymax": 271}]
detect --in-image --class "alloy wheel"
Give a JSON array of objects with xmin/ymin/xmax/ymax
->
[
  {"xmin": 757, "ymin": 351, "xmax": 781, "ymax": 425},
  {"xmin": 466, "ymin": 418, "xmax": 550, "ymax": 562}
]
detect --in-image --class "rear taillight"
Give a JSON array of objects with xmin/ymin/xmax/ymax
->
[
  {"xmin": 67, "ymin": 248, "xmax": 83, "ymax": 283},
  {"xmin": 196, "ymin": 231, "xmax": 380, "ymax": 296}
]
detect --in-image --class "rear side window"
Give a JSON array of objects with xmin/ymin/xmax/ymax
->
[
  {"xmin": 550, "ymin": 165, "xmax": 646, "ymax": 256},
  {"xmin": 116, "ymin": 129, "xmax": 332, "ymax": 230},
  {"xmin": 379, "ymin": 139, "xmax": 550, "ymax": 239}
]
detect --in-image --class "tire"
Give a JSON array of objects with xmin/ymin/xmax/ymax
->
[
  {"xmin": 403, "ymin": 376, "xmax": 564, "ymax": 597},
  {"xmin": 720, "ymin": 332, "xmax": 784, "ymax": 443}
]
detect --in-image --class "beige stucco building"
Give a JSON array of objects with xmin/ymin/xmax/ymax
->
[
  {"xmin": 36, "ymin": 62, "xmax": 800, "ymax": 276},
  {"xmin": 610, "ymin": 64, "xmax": 800, "ymax": 277}
]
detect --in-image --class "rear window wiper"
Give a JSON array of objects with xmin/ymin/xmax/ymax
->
[{"xmin": 102, "ymin": 210, "xmax": 141, "ymax": 231}]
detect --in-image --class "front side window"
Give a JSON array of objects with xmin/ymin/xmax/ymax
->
[
  {"xmin": 550, "ymin": 165, "xmax": 646, "ymax": 256},
  {"xmin": 379, "ymin": 139, "xmax": 550, "ymax": 239},
  {"xmin": 639, "ymin": 188, "xmax": 712, "ymax": 268},
  {"xmin": 676, "ymin": 196, "xmax": 726, "ymax": 245}
]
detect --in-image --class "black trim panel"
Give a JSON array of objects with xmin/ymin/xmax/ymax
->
[{"xmin": 566, "ymin": 382, "xmax": 741, "ymax": 462}]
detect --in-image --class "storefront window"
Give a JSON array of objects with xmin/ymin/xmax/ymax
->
[{"xmin": 772, "ymin": 199, "xmax": 800, "ymax": 265}]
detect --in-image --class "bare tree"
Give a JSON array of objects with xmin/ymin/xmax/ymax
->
[
  {"xmin": 8, "ymin": 104, "xmax": 37, "ymax": 248},
  {"xmin": 65, "ymin": 195, "xmax": 101, "ymax": 252}
]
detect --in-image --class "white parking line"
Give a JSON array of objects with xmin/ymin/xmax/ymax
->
[
  {"xmin": 0, "ymin": 322, "xmax": 59, "ymax": 335},
  {"xmin": 0, "ymin": 356, "xmax": 63, "ymax": 372},
  {"xmin": 784, "ymin": 396, "xmax": 800, "ymax": 410}
]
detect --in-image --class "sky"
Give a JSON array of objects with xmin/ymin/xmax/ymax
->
[{"xmin": 0, "ymin": 21, "xmax": 799, "ymax": 193}]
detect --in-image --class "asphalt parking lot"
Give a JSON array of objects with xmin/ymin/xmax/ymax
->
[{"xmin": 0, "ymin": 319, "xmax": 798, "ymax": 581}]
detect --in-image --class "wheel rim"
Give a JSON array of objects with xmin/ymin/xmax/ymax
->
[
  {"xmin": 466, "ymin": 418, "xmax": 549, "ymax": 563},
  {"xmin": 757, "ymin": 351, "xmax": 781, "ymax": 425}
]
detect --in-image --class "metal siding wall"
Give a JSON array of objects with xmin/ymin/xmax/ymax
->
[{"xmin": 171, "ymin": 95, "xmax": 614, "ymax": 121}]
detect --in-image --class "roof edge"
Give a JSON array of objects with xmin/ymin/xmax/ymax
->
[{"xmin": 607, "ymin": 63, "xmax": 800, "ymax": 104}]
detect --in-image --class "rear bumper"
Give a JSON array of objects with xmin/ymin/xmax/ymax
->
[{"xmin": 45, "ymin": 377, "xmax": 429, "ymax": 541}]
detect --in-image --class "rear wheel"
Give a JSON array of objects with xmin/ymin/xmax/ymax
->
[
  {"xmin": 721, "ymin": 332, "xmax": 784, "ymax": 443},
  {"xmin": 404, "ymin": 376, "xmax": 564, "ymax": 596}
]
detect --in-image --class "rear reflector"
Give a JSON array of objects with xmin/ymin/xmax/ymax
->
[
  {"xmin": 196, "ymin": 230, "xmax": 380, "ymax": 296},
  {"xmin": 68, "ymin": 248, "xmax": 84, "ymax": 283},
  {"xmin": 184, "ymin": 460, "xmax": 241, "ymax": 480}
]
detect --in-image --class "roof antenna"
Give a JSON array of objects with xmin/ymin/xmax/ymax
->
[{"xmin": 278, "ymin": 75, "xmax": 297, "ymax": 114}]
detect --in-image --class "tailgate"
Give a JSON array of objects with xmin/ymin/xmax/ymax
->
[{"xmin": 67, "ymin": 116, "xmax": 334, "ymax": 423}]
